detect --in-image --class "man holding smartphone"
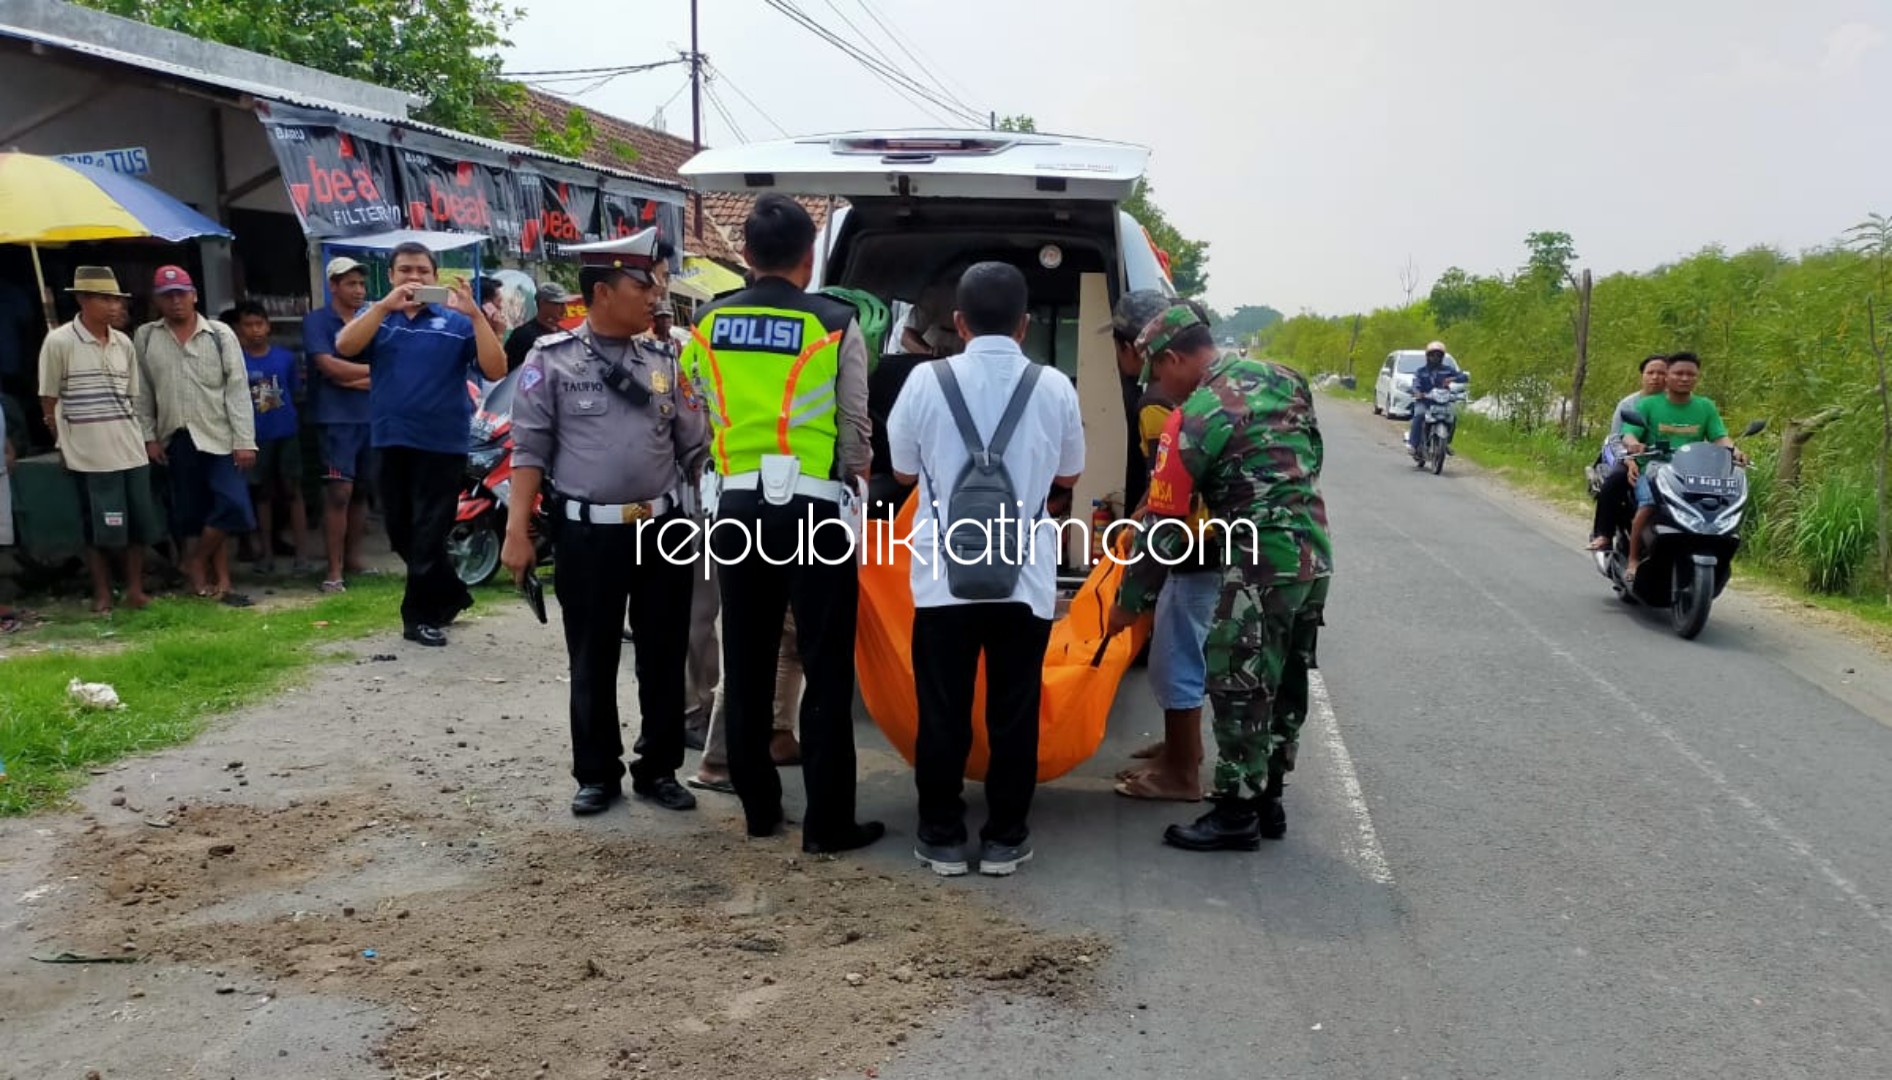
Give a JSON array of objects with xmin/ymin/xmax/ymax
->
[{"xmin": 335, "ymin": 241, "xmax": 506, "ymax": 647}]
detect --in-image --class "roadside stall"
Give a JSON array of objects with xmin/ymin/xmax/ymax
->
[{"xmin": 0, "ymin": 151, "xmax": 232, "ymax": 567}]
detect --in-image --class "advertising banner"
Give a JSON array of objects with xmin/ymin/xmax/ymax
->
[
  {"xmin": 257, "ymin": 117, "xmax": 405, "ymax": 237},
  {"xmin": 397, "ymin": 150, "xmax": 533, "ymax": 256}
]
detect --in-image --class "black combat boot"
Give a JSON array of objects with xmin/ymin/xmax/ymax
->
[
  {"xmin": 1258, "ymin": 751, "xmax": 1292, "ymax": 840},
  {"xmin": 1163, "ymin": 795, "xmax": 1262, "ymax": 852}
]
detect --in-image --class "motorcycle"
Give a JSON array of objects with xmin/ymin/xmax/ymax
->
[
  {"xmin": 1591, "ymin": 405, "xmax": 1767, "ymax": 639},
  {"xmin": 1410, "ymin": 377, "xmax": 1469, "ymax": 474},
  {"xmin": 450, "ymin": 368, "xmax": 552, "ymax": 586}
]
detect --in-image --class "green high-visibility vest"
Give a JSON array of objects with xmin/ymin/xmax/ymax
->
[{"xmin": 683, "ymin": 298, "xmax": 847, "ymax": 480}]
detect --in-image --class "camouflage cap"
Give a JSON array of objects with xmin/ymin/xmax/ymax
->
[
  {"xmin": 1134, "ymin": 302, "xmax": 1208, "ymax": 380},
  {"xmin": 1106, "ymin": 289, "xmax": 1172, "ymax": 342}
]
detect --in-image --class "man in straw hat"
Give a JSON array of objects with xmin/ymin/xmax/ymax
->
[{"xmin": 36, "ymin": 266, "xmax": 164, "ymax": 614}]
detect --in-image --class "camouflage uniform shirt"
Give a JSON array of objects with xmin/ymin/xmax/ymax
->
[{"xmin": 1118, "ymin": 355, "xmax": 1333, "ymax": 613}]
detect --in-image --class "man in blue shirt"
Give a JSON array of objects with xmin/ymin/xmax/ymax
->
[
  {"xmin": 335, "ymin": 242, "xmax": 506, "ymax": 646},
  {"xmin": 303, "ymin": 258, "xmax": 374, "ymax": 594},
  {"xmin": 1407, "ymin": 341, "xmax": 1466, "ymax": 463}
]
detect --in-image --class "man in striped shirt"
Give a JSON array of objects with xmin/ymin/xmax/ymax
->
[{"xmin": 36, "ymin": 267, "xmax": 163, "ymax": 614}]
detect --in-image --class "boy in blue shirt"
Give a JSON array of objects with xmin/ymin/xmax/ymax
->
[{"xmin": 231, "ymin": 302, "xmax": 310, "ymax": 574}]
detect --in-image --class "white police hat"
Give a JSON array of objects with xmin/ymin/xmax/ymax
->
[{"xmin": 565, "ymin": 228, "xmax": 666, "ymax": 275}]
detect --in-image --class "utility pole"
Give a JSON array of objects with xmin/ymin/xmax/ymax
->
[{"xmin": 690, "ymin": 0, "xmax": 703, "ymax": 240}]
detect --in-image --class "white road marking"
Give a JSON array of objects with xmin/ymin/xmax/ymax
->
[
  {"xmin": 1311, "ymin": 669, "xmax": 1395, "ymax": 886},
  {"xmin": 1364, "ymin": 505, "xmax": 1892, "ymax": 940}
]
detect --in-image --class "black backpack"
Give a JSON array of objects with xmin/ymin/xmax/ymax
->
[{"xmin": 925, "ymin": 360, "xmax": 1046, "ymax": 601}]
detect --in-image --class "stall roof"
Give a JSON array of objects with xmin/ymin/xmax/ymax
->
[{"xmin": 0, "ymin": 15, "xmax": 688, "ymax": 203}]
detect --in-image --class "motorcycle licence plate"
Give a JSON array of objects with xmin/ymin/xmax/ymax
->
[{"xmin": 1683, "ymin": 475, "xmax": 1731, "ymax": 489}]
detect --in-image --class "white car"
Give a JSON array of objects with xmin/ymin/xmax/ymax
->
[
  {"xmin": 681, "ymin": 129, "xmax": 1176, "ymax": 586},
  {"xmin": 1374, "ymin": 349, "xmax": 1461, "ymax": 419}
]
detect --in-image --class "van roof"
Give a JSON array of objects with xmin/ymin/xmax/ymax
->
[{"xmin": 680, "ymin": 129, "xmax": 1151, "ymax": 203}]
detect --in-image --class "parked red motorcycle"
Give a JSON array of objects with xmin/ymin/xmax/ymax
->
[{"xmin": 450, "ymin": 369, "xmax": 551, "ymax": 585}]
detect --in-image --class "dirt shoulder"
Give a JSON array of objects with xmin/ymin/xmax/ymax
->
[{"xmin": 0, "ymin": 607, "xmax": 1104, "ymax": 1080}]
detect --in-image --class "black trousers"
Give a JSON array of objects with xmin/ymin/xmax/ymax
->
[
  {"xmin": 1593, "ymin": 463, "xmax": 1633, "ymax": 540},
  {"xmin": 709, "ymin": 492, "xmax": 860, "ymax": 841},
  {"xmin": 554, "ymin": 512, "xmax": 694, "ymax": 786},
  {"xmin": 912, "ymin": 601, "xmax": 1052, "ymax": 848},
  {"xmin": 378, "ymin": 447, "xmax": 471, "ymax": 630}
]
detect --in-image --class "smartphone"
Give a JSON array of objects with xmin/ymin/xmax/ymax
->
[
  {"xmin": 413, "ymin": 284, "xmax": 451, "ymax": 305},
  {"xmin": 522, "ymin": 571, "xmax": 547, "ymax": 624}
]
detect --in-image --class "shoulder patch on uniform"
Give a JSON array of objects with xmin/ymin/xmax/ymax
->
[
  {"xmin": 519, "ymin": 364, "xmax": 545, "ymax": 394},
  {"xmin": 537, "ymin": 330, "xmax": 574, "ymax": 347}
]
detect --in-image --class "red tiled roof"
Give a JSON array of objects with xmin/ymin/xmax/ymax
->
[{"xmin": 491, "ymin": 89, "xmax": 846, "ymax": 270}]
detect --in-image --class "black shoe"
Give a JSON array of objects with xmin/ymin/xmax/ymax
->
[
  {"xmin": 747, "ymin": 811, "xmax": 787, "ymax": 838},
  {"xmin": 1257, "ymin": 796, "xmax": 1287, "ymax": 840},
  {"xmin": 403, "ymin": 624, "xmax": 447, "ymax": 647},
  {"xmin": 1163, "ymin": 798, "xmax": 1261, "ymax": 852},
  {"xmin": 571, "ymin": 782, "xmax": 621, "ymax": 816},
  {"xmin": 682, "ymin": 725, "xmax": 707, "ymax": 752},
  {"xmin": 803, "ymin": 821, "xmax": 886, "ymax": 855},
  {"xmin": 632, "ymin": 775, "xmax": 697, "ymax": 812}
]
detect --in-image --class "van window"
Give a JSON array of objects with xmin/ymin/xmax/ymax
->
[{"xmin": 1118, "ymin": 210, "xmax": 1173, "ymax": 295}]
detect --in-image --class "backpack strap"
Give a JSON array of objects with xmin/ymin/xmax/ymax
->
[
  {"xmin": 931, "ymin": 359, "xmax": 989, "ymax": 464},
  {"xmin": 932, "ymin": 359, "xmax": 1045, "ymax": 469},
  {"xmin": 986, "ymin": 362, "xmax": 1044, "ymax": 462}
]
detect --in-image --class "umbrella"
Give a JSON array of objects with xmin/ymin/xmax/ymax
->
[{"xmin": 0, "ymin": 151, "xmax": 234, "ymax": 328}]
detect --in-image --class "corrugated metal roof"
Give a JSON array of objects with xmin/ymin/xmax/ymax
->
[{"xmin": 0, "ymin": 21, "xmax": 688, "ymax": 199}]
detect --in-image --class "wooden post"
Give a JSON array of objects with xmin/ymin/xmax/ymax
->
[{"xmin": 1565, "ymin": 268, "xmax": 1593, "ymax": 441}]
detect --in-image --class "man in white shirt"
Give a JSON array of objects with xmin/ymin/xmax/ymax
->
[{"xmin": 887, "ymin": 261, "xmax": 1084, "ymax": 878}]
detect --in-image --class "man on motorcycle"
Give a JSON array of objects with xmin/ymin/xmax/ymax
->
[
  {"xmin": 1589, "ymin": 354, "xmax": 1667, "ymax": 551},
  {"xmin": 1407, "ymin": 341, "xmax": 1465, "ymax": 464},
  {"xmin": 1621, "ymin": 351, "xmax": 1747, "ymax": 580}
]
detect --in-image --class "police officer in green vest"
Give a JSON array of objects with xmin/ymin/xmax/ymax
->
[{"xmin": 682, "ymin": 193, "xmax": 884, "ymax": 855}]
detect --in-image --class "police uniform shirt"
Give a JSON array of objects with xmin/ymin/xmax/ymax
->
[{"xmin": 511, "ymin": 326, "xmax": 709, "ymax": 505}]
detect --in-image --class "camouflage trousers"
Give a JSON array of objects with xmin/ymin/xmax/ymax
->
[{"xmin": 1203, "ymin": 572, "xmax": 1331, "ymax": 799}]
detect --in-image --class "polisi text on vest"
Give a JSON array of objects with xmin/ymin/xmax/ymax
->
[{"xmin": 711, "ymin": 314, "xmax": 805, "ymax": 355}]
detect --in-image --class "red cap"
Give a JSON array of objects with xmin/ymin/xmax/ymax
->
[{"xmin": 152, "ymin": 265, "xmax": 195, "ymax": 294}]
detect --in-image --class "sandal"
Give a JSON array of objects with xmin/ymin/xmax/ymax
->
[
  {"xmin": 685, "ymin": 774, "xmax": 736, "ymax": 794},
  {"xmin": 1587, "ymin": 536, "xmax": 1609, "ymax": 552}
]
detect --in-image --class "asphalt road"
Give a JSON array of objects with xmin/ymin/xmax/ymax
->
[{"xmin": 858, "ymin": 394, "xmax": 1892, "ymax": 1080}]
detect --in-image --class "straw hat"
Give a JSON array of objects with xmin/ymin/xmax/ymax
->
[{"xmin": 65, "ymin": 266, "xmax": 130, "ymax": 297}]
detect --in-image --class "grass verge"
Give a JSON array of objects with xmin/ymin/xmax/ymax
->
[
  {"xmin": 0, "ymin": 578, "xmax": 409, "ymax": 815},
  {"xmin": 1324, "ymin": 390, "xmax": 1892, "ymax": 636}
]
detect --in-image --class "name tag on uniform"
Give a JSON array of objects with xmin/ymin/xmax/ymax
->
[{"xmin": 711, "ymin": 315, "xmax": 804, "ymax": 356}]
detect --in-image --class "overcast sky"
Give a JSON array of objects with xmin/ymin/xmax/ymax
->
[{"xmin": 500, "ymin": 0, "xmax": 1890, "ymax": 316}]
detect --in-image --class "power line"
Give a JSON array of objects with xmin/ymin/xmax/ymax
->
[
  {"xmin": 705, "ymin": 62, "xmax": 790, "ymax": 138},
  {"xmin": 702, "ymin": 80, "xmax": 748, "ymax": 143},
  {"xmin": 820, "ymin": 0, "xmax": 903, "ymax": 73},
  {"xmin": 761, "ymin": 0, "xmax": 982, "ymax": 125},
  {"xmin": 848, "ymin": 0, "xmax": 987, "ymax": 116},
  {"xmin": 819, "ymin": 0, "xmax": 987, "ymax": 122},
  {"xmin": 771, "ymin": 0, "xmax": 976, "ymax": 123},
  {"xmin": 503, "ymin": 58, "xmax": 687, "ymax": 78}
]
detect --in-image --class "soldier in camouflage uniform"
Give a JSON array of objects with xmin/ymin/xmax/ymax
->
[{"xmin": 1108, "ymin": 303, "xmax": 1334, "ymax": 851}]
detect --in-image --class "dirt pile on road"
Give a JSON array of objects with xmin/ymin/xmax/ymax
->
[{"xmin": 55, "ymin": 797, "xmax": 1106, "ymax": 1079}]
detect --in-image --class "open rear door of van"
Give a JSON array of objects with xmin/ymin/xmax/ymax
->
[{"xmin": 680, "ymin": 131, "xmax": 1149, "ymax": 202}]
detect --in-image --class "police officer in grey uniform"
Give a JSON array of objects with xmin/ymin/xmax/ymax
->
[{"xmin": 503, "ymin": 228, "xmax": 708, "ymax": 816}]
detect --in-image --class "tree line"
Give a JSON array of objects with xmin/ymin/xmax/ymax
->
[{"xmin": 1262, "ymin": 223, "xmax": 1892, "ymax": 604}]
